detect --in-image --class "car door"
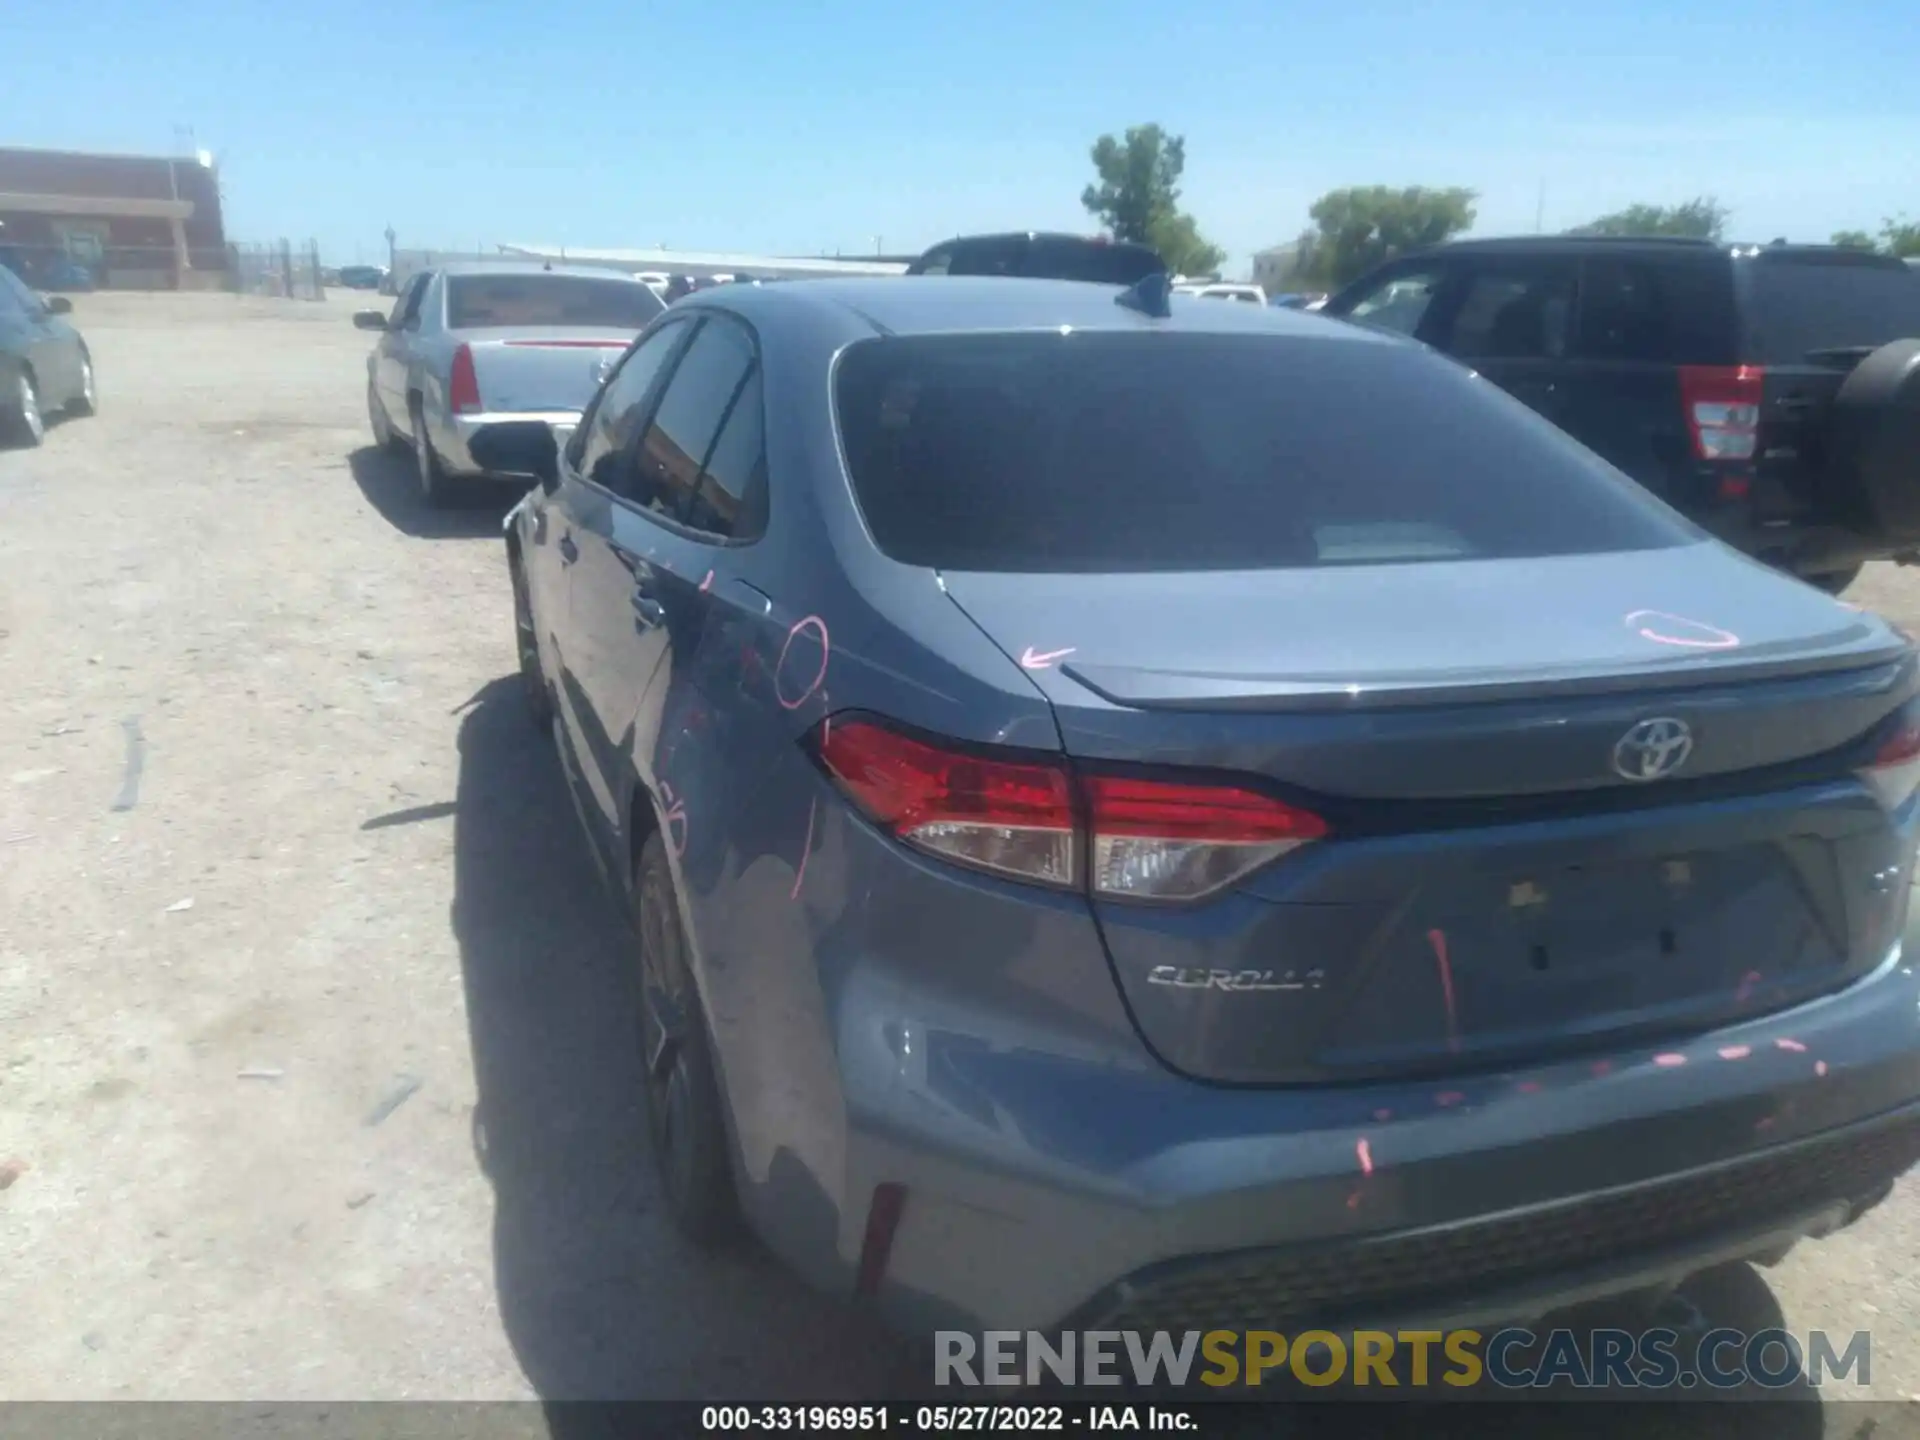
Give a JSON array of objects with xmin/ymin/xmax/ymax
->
[
  {"xmin": 543, "ymin": 315, "xmax": 699, "ymax": 836},
  {"xmin": 376, "ymin": 273, "xmax": 429, "ymax": 430},
  {"xmin": 1422, "ymin": 254, "xmax": 1578, "ymax": 428},
  {"xmin": 0, "ymin": 269, "xmax": 76, "ymax": 403},
  {"xmin": 567, "ymin": 313, "xmax": 762, "ymax": 846}
]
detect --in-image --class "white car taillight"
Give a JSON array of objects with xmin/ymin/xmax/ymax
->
[
  {"xmin": 813, "ymin": 718, "xmax": 1326, "ymax": 902},
  {"xmin": 1859, "ymin": 717, "xmax": 1920, "ymax": 810}
]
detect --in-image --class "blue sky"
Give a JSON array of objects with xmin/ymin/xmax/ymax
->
[{"xmin": 6, "ymin": 0, "xmax": 1916, "ymax": 274}]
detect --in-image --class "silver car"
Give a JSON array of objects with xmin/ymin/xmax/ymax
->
[{"xmin": 356, "ymin": 262, "xmax": 665, "ymax": 505}]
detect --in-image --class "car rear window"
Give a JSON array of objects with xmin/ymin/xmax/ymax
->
[
  {"xmin": 446, "ymin": 274, "xmax": 665, "ymax": 330},
  {"xmin": 1742, "ymin": 254, "xmax": 1920, "ymax": 364},
  {"xmin": 834, "ymin": 332, "xmax": 1696, "ymax": 574},
  {"xmin": 1022, "ymin": 238, "xmax": 1165, "ymax": 285}
]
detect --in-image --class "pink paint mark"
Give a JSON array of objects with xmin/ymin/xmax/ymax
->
[
  {"xmin": 1590, "ymin": 1060, "xmax": 1613, "ymax": 1077},
  {"xmin": 1426, "ymin": 928, "xmax": 1461, "ymax": 1054},
  {"xmin": 1775, "ymin": 1037, "xmax": 1808, "ymax": 1054},
  {"xmin": 1815, "ymin": 1060, "xmax": 1829, "ymax": 1078},
  {"xmin": 775, "ymin": 616, "xmax": 831, "ymax": 711},
  {"xmin": 1735, "ymin": 970, "xmax": 1763, "ymax": 1005},
  {"xmin": 1436, "ymin": 1091, "xmax": 1465, "ymax": 1108},
  {"xmin": 790, "ymin": 798, "xmax": 818, "ymax": 901},
  {"xmin": 1372, "ymin": 1108, "xmax": 1393, "ymax": 1122},
  {"xmin": 1624, "ymin": 609, "xmax": 1741, "ymax": 651},
  {"xmin": 1345, "ymin": 1190, "xmax": 1362, "ymax": 1210},
  {"xmin": 1019, "ymin": 645, "xmax": 1077, "ymax": 671},
  {"xmin": 1754, "ymin": 1115, "xmax": 1775, "ymax": 1133},
  {"xmin": 1516, "ymin": 1080, "xmax": 1542, "ymax": 1094},
  {"xmin": 1718, "ymin": 1045, "xmax": 1751, "ymax": 1061},
  {"xmin": 1356, "ymin": 1138, "xmax": 1374, "ymax": 1176},
  {"xmin": 1654, "ymin": 1053, "xmax": 1687, "ymax": 1068},
  {"xmin": 699, "ymin": 570, "xmax": 714, "ymax": 593}
]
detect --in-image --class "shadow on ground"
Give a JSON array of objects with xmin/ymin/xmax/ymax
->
[
  {"xmin": 450, "ymin": 684, "xmax": 1840, "ymax": 1440},
  {"xmin": 349, "ymin": 444, "xmax": 521, "ymax": 539},
  {"xmin": 450, "ymin": 677, "xmax": 913, "ymax": 1407}
]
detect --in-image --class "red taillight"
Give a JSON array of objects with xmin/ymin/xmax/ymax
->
[
  {"xmin": 1861, "ymin": 715, "xmax": 1920, "ymax": 809},
  {"xmin": 812, "ymin": 718, "xmax": 1326, "ymax": 901},
  {"xmin": 449, "ymin": 343, "xmax": 481, "ymax": 414},
  {"xmin": 1678, "ymin": 365, "xmax": 1763, "ymax": 462}
]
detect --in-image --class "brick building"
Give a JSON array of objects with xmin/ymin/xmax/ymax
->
[{"xmin": 0, "ymin": 146, "xmax": 230, "ymax": 289}]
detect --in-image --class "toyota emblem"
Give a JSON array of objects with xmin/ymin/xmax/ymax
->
[{"xmin": 1612, "ymin": 717, "xmax": 1694, "ymax": 783}]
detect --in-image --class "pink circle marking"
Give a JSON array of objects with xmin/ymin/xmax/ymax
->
[
  {"xmin": 1624, "ymin": 609, "xmax": 1740, "ymax": 651},
  {"xmin": 774, "ymin": 616, "xmax": 830, "ymax": 711}
]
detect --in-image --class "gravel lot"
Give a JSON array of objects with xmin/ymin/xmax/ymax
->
[{"xmin": 1, "ymin": 292, "xmax": 1918, "ymax": 1429}]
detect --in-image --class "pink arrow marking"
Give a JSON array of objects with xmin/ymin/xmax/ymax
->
[{"xmin": 1020, "ymin": 646, "xmax": 1076, "ymax": 670}]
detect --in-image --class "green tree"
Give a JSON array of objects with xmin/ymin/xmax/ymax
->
[
  {"xmin": 1880, "ymin": 215, "xmax": 1920, "ymax": 258},
  {"xmin": 1294, "ymin": 185, "xmax": 1478, "ymax": 289},
  {"xmin": 1569, "ymin": 197, "xmax": 1729, "ymax": 241},
  {"xmin": 1832, "ymin": 229, "xmax": 1879, "ymax": 250},
  {"xmin": 1081, "ymin": 124, "xmax": 1226, "ymax": 276}
]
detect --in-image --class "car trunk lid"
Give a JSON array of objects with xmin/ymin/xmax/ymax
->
[
  {"xmin": 455, "ymin": 325, "xmax": 639, "ymax": 415},
  {"xmin": 940, "ymin": 548, "xmax": 1917, "ymax": 1084}
]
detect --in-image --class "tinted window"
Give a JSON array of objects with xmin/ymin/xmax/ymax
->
[
  {"xmin": 572, "ymin": 321, "xmax": 688, "ymax": 490},
  {"xmin": 684, "ymin": 365, "xmax": 766, "ymax": 539},
  {"xmin": 1440, "ymin": 261, "xmax": 1575, "ymax": 360},
  {"xmin": 913, "ymin": 248, "xmax": 955, "ymax": 277},
  {"xmin": 0, "ymin": 269, "xmax": 33, "ymax": 316},
  {"xmin": 1023, "ymin": 238, "xmax": 1165, "ymax": 285},
  {"xmin": 945, "ymin": 240, "xmax": 1025, "ymax": 277},
  {"xmin": 1340, "ymin": 268, "xmax": 1444, "ymax": 336},
  {"xmin": 834, "ymin": 332, "xmax": 1691, "ymax": 574},
  {"xmin": 1575, "ymin": 257, "xmax": 1735, "ymax": 365},
  {"xmin": 632, "ymin": 318, "xmax": 763, "ymax": 537},
  {"xmin": 1742, "ymin": 254, "xmax": 1920, "ymax": 364},
  {"xmin": 446, "ymin": 274, "xmax": 666, "ymax": 330}
]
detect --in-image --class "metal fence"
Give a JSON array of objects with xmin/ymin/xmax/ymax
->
[{"xmin": 230, "ymin": 240, "xmax": 325, "ymax": 300}]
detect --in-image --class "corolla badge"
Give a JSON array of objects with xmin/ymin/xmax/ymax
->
[{"xmin": 1612, "ymin": 716, "xmax": 1694, "ymax": 782}]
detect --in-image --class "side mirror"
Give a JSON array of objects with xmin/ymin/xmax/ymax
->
[
  {"xmin": 353, "ymin": 310, "xmax": 389, "ymax": 331},
  {"xmin": 469, "ymin": 421, "xmax": 559, "ymax": 489},
  {"xmin": 44, "ymin": 295, "xmax": 73, "ymax": 316}
]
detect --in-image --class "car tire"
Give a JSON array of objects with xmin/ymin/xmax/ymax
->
[
  {"xmin": 1809, "ymin": 565, "xmax": 1863, "ymax": 596},
  {"xmin": 368, "ymin": 381, "xmax": 400, "ymax": 452},
  {"xmin": 509, "ymin": 554, "xmax": 554, "ymax": 730},
  {"xmin": 2, "ymin": 369, "xmax": 45, "ymax": 449},
  {"xmin": 633, "ymin": 830, "xmax": 737, "ymax": 1246},
  {"xmin": 67, "ymin": 355, "xmax": 96, "ymax": 418},
  {"xmin": 411, "ymin": 399, "xmax": 451, "ymax": 507}
]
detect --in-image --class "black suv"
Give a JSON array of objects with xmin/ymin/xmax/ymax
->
[
  {"xmin": 905, "ymin": 232, "xmax": 1166, "ymax": 286},
  {"xmin": 1324, "ymin": 237, "xmax": 1920, "ymax": 592}
]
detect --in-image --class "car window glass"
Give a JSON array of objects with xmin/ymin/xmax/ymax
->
[
  {"xmin": 1575, "ymin": 257, "xmax": 1735, "ymax": 365},
  {"xmin": 630, "ymin": 318, "xmax": 757, "ymax": 531},
  {"xmin": 1343, "ymin": 269, "xmax": 1444, "ymax": 335},
  {"xmin": 573, "ymin": 321, "xmax": 688, "ymax": 490},
  {"xmin": 683, "ymin": 364, "xmax": 766, "ymax": 540},
  {"xmin": 1744, "ymin": 255, "xmax": 1920, "ymax": 364},
  {"xmin": 390, "ymin": 276, "xmax": 427, "ymax": 330},
  {"xmin": 833, "ymin": 331, "xmax": 1692, "ymax": 574},
  {"xmin": 1023, "ymin": 237, "xmax": 1163, "ymax": 285},
  {"xmin": 446, "ymin": 274, "xmax": 664, "ymax": 329},
  {"xmin": 945, "ymin": 240, "xmax": 1024, "ymax": 277},
  {"xmin": 916, "ymin": 249, "xmax": 954, "ymax": 276},
  {"xmin": 0, "ymin": 270, "xmax": 31, "ymax": 316},
  {"xmin": 1441, "ymin": 263, "xmax": 1575, "ymax": 360}
]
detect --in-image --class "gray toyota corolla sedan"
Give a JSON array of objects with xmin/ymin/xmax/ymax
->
[{"xmin": 480, "ymin": 274, "xmax": 1920, "ymax": 1340}]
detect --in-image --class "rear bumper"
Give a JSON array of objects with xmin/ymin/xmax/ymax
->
[
  {"xmin": 434, "ymin": 409, "xmax": 582, "ymax": 478},
  {"xmin": 835, "ymin": 937, "xmax": 1920, "ymax": 1337}
]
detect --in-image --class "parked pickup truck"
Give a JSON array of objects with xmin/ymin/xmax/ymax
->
[
  {"xmin": 1324, "ymin": 237, "xmax": 1920, "ymax": 594},
  {"xmin": 356, "ymin": 262, "xmax": 665, "ymax": 506}
]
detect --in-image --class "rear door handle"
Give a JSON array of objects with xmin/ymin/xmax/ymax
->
[
  {"xmin": 631, "ymin": 591, "xmax": 666, "ymax": 629},
  {"xmin": 558, "ymin": 534, "xmax": 579, "ymax": 565}
]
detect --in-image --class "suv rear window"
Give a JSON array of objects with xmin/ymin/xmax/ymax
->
[
  {"xmin": 446, "ymin": 274, "xmax": 665, "ymax": 330},
  {"xmin": 834, "ymin": 332, "xmax": 1694, "ymax": 574},
  {"xmin": 1742, "ymin": 254, "xmax": 1920, "ymax": 364},
  {"xmin": 1023, "ymin": 237, "xmax": 1164, "ymax": 285}
]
